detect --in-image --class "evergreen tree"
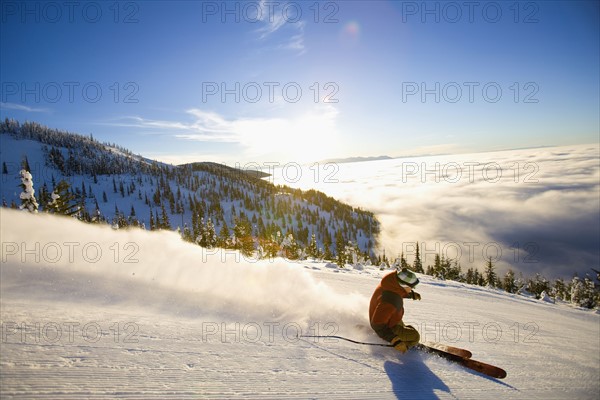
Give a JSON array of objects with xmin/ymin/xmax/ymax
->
[
  {"xmin": 571, "ymin": 276, "xmax": 598, "ymax": 308},
  {"xmin": 160, "ymin": 203, "xmax": 171, "ymax": 229},
  {"xmin": 323, "ymin": 233, "xmax": 333, "ymax": 261},
  {"xmin": 182, "ymin": 223, "xmax": 193, "ymax": 242},
  {"xmin": 263, "ymin": 233, "xmax": 280, "ymax": 258},
  {"xmin": 465, "ymin": 267, "xmax": 476, "ymax": 284},
  {"xmin": 503, "ymin": 269, "xmax": 517, "ymax": 293},
  {"xmin": 551, "ymin": 278, "xmax": 568, "ymax": 302},
  {"xmin": 413, "ymin": 243, "xmax": 423, "ymax": 273},
  {"xmin": 21, "ymin": 156, "xmax": 31, "ymax": 173},
  {"xmin": 484, "ymin": 257, "xmax": 497, "ymax": 287},
  {"xmin": 197, "ymin": 218, "xmax": 208, "ymax": 246},
  {"xmin": 446, "ymin": 260, "xmax": 462, "ymax": 281},
  {"xmin": 204, "ymin": 219, "xmax": 217, "ymax": 248},
  {"xmin": 91, "ymin": 200, "xmax": 102, "ymax": 223},
  {"xmin": 218, "ymin": 222, "xmax": 231, "ymax": 248},
  {"xmin": 476, "ymin": 270, "xmax": 486, "ymax": 286},
  {"xmin": 344, "ymin": 241, "xmax": 361, "ymax": 266},
  {"xmin": 18, "ymin": 169, "xmax": 39, "ymax": 213},
  {"xmin": 46, "ymin": 180, "xmax": 79, "ymax": 216},
  {"xmin": 570, "ymin": 276, "xmax": 585, "ymax": 307},
  {"xmin": 128, "ymin": 205, "xmax": 139, "ymax": 226},
  {"xmin": 281, "ymin": 233, "xmax": 299, "ymax": 260},
  {"xmin": 335, "ymin": 230, "xmax": 345, "ymax": 267},
  {"xmin": 233, "ymin": 217, "xmax": 254, "ymax": 256},
  {"xmin": 432, "ymin": 254, "xmax": 446, "ymax": 279},
  {"xmin": 425, "ymin": 264, "xmax": 435, "ymax": 276},
  {"xmin": 149, "ymin": 209, "xmax": 155, "ymax": 230},
  {"xmin": 38, "ymin": 182, "xmax": 51, "ymax": 209},
  {"xmin": 400, "ymin": 252, "xmax": 409, "ymax": 270},
  {"xmin": 527, "ymin": 273, "xmax": 550, "ymax": 299},
  {"xmin": 307, "ymin": 233, "xmax": 319, "ymax": 259}
]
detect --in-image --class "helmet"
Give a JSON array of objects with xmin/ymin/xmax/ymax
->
[{"xmin": 396, "ymin": 268, "xmax": 419, "ymax": 288}]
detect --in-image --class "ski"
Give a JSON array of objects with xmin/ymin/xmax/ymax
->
[
  {"xmin": 414, "ymin": 344, "xmax": 507, "ymax": 379},
  {"xmin": 421, "ymin": 341, "xmax": 472, "ymax": 359},
  {"xmin": 353, "ymin": 325, "xmax": 472, "ymax": 358}
]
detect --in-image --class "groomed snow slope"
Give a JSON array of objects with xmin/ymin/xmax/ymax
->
[{"xmin": 1, "ymin": 209, "xmax": 598, "ymax": 399}]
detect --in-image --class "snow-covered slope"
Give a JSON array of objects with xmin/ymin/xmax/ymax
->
[
  {"xmin": 1, "ymin": 126, "xmax": 378, "ymax": 255},
  {"xmin": 1, "ymin": 209, "xmax": 599, "ymax": 399}
]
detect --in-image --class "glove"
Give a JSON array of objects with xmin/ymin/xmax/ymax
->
[
  {"xmin": 409, "ymin": 291, "xmax": 421, "ymax": 301},
  {"xmin": 391, "ymin": 336, "xmax": 408, "ymax": 353}
]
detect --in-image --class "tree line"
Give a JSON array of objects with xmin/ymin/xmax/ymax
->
[{"xmin": 385, "ymin": 243, "xmax": 599, "ymax": 309}]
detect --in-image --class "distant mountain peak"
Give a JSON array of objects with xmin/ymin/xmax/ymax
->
[{"xmin": 320, "ymin": 155, "xmax": 393, "ymax": 164}]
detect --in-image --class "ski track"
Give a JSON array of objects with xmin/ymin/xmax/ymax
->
[{"xmin": 1, "ymin": 212, "xmax": 599, "ymax": 399}]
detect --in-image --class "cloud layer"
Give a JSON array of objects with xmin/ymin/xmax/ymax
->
[{"xmin": 271, "ymin": 144, "xmax": 600, "ymax": 279}]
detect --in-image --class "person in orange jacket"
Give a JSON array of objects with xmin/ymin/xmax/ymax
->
[{"xmin": 369, "ymin": 268, "xmax": 421, "ymax": 353}]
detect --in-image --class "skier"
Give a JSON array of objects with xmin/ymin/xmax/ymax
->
[{"xmin": 369, "ymin": 268, "xmax": 421, "ymax": 353}]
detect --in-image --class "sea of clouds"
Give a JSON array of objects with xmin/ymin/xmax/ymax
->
[{"xmin": 269, "ymin": 144, "xmax": 600, "ymax": 279}]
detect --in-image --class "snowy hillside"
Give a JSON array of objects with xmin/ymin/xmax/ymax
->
[
  {"xmin": 1, "ymin": 209, "xmax": 598, "ymax": 399},
  {"xmin": 0, "ymin": 121, "xmax": 379, "ymax": 257}
]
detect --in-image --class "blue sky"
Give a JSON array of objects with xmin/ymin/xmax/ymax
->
[{"xmin": 1, "ymin": 0, "xmax": 598, "ymax": 165}]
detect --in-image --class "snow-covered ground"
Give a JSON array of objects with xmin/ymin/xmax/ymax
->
[{"xmin": 1, "ymin": 209, "xmax": 599, "ymax": 399}]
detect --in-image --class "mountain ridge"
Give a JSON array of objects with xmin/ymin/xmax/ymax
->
[{"xmin": 1, "ymin": 119, "xmax": 379, "ymax": 260}]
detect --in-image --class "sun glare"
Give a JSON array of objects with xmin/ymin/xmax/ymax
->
[{"xmin": 239, "ymin": 106, "xmax": 341, "ymax": 164}]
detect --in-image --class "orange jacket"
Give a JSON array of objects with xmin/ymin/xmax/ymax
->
[{"xmin": 369, "ymin": 271, "xmax": 411, "ymax": 342}]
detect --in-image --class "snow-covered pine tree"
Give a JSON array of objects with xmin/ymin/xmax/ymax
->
[
  {"xmin": 262, "ymin": 233, "xmax": 280, "ymax": 258},
  {"xmin": 19, "ymin": 169, "xmax": 38, "ymax": 213},
  {"xmin": 570, "ymin": 276, "xmax": 585, "ymax": 307},
  {"xmin": 91, "ymin": 200, "xmax": 103, "ymax": 223},
  {"xmin": 47, "ymin": 180, "xmax": 79, "ymax": 216},
  {"xmin": 280, "ymin": 233, "xmax": 299, "ymax": 260},
  {"xmin": 527, "ymin": 273, "xmax": 550, "ymax": 299},
  {"xmin": 307, "ymin": 233, "xmax": 319, "ymax": 259},
  {"xmin": 503, "ymin": 270, "xmax": 517, "ymax": 293},
  {"xmin": 551, "ymin": 278, "xmax": 568, "ymax": 302},
  {"xmin": 233, "ymin": 217, "xmax": 254, "ymax": 256},
  {"xmin": 182, "ymin": 223, "xmax": 193, "ymax": 242},
  {"xmin": 204, "ymin": 219, "xmax": 217, "ymax": 248},
  {"xmin": 344, "ymin": 241, "xmax": 360, "ymax": 266},
  {"xmin": 196, "ymin": 217, "xmax": 207, "ymax": 246},
  {"xmin": 570, "ymin": 276, "xmax": 598, "ymax": 309}
]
